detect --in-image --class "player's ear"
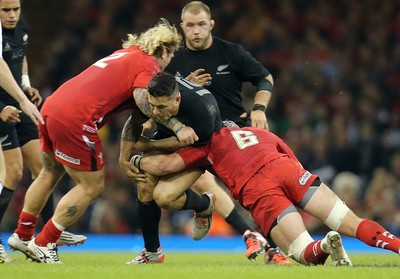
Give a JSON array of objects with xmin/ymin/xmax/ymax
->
[
  {"xmin": 210, "ymin": 19, "xmax": 215, "ymax": 30},
  {"xmin": 161, "ymin": 48, "xmax": 168, "ymax": 59}
]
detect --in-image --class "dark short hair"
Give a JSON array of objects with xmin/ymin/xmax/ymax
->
[{"xmin": 147, "ymin": 72, "xmax": 177, "ymax": 97}]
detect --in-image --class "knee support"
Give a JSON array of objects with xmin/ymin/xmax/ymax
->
[
  {"xmin": 288, "ymin": 231, "xmax": 314, "ymax": 262},
  {"xmin": 323, "ymin": 199, "xmax": 350, "ymax": 230}
]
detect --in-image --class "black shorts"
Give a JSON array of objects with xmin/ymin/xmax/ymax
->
[{"xmin": 0, "ymin": 113, "xmax": 38, "ymax": 150}]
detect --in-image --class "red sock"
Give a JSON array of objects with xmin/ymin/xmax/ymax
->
[
  {"xmin": 15, "ymin": 211, "xmax": 39, "ymax": 241},
  {"xmin": 303, "ymin": 240, "xmax": 329, "ymax": 265},
  {"xmin": 356, "ymin": 219, "xmax": 400, "ymax": 254},
  {"xmin": 35, "ymin": 219, "xmax": 63, "ymax": 246}
]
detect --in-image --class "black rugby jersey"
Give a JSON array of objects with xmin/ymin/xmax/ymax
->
[
  {"xmin": 166, "ymin": 36, "xmax": 269, "ymax": 127},
  {"xmin": 156, "ymin": 76, "xmax": 222, "ymax": 145},
  {"xmin": 0, "ymin": 18, "xmax": 29, "ymax": 108}
]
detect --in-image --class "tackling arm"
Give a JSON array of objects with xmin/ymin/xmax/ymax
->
[
  {"xmin": 133, "ymin": 88, "xmax": 199, "ymax": 144},
  {"xmin": 132, "ymin": 153, "xmax": 186, "ymax": 176}
]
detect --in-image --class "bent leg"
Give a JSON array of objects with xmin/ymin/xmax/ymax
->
[
  {"xmin": 154, "ymin": 169, "xmax": 202, "ymax": 210},
  {"xmin": 303, "ymin": 182, "xmax": 400, "ymax": 254}
]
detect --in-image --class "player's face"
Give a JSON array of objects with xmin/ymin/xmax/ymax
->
[
  {"xmin": 0, "ymin": 0, "xmax": 21, "ymax": 29},
  {"xmin": 148, "ymin": 92, "xmax": 181, "ymax": 122},
  {"xmin": 181, "ymin": 10, "xmax": 214, "ymax": 51}
]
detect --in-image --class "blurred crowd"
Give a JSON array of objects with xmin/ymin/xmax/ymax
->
[{"xmin": 2, "ymin": 0, "xmax": 400, "ymax": 236}]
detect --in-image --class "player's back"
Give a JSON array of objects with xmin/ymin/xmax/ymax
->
[
  {"xmin": 42, "ymin": 46, "xmax": 160, "ymax": 128},
  {"xmin": 208, "ymin": 127, "xmax": 291, "ymax": 197}
]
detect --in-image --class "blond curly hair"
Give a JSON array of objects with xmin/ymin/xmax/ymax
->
[{"xmin": 122, "ymin": 18, "xmax": 181, "ymax": 55}]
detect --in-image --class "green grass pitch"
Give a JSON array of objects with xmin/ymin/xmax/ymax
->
[{"xmin": 1, "ymin": 252, "xmax": 399, "ymax": 279}]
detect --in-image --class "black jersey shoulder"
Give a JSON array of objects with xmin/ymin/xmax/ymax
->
[{"xmin": 175, "ymin": 77, "xmax": 222, "ymax": 144}]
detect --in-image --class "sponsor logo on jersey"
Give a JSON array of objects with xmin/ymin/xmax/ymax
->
[
  {"xmin": 216, "ymin": 64, "xmax": 230, "ymax": 75},
  {"xmin": 3, "ymin": 43, "xmax": 11, "ymax": 51},
  {"xmin": 55, "ymin": 149, "xmax": 80, "ymax": 165},
  {"xmin": 23, "ymin": 34, "xmax": 28, "ymax": 41},
  {"xmin": 299, "ymin": 171, "xmax": 312, "ymax": 185},
  {"xmin": 82, "ymin": 124, "xmax": 97, "ymax": 134}
]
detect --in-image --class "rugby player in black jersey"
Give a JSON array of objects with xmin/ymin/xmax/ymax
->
[
  {"xmin": 0, "ymin": 0, "xmax": 86, "ymax": 263},
  {"xmin": 165, "ymin": 1, "xmax": 290, "ymax": 265},
  {"xmin": 120, "ymin": 72, "xmax": 267, "ymax": 264}
]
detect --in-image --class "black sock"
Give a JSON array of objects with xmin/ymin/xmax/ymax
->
[
  {"xmin": 224, "ymin": 207, "xmax": 252, "ymax": 236},
  {"xmin": 40, "ymin": 194, "xmax": 55, "ymax": 224},
  {"xmin": 138, "ymin": 200, "xmax": 161, "ymax": 252},
  {"xmin": 0, "ymin": 186, "xmax": 14, "ymax": 223},
  {"xmin": 180, "ymin": 189, "xmax": 209, "ymax": 212},
  {"xmin": 266, "ymin": 234, "xmax": 278, "ymax": 249}
]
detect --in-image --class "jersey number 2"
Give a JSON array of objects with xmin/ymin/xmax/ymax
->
[{"xmin": 93, "ymin": 52, "xmax": 127, "ymax": 68}]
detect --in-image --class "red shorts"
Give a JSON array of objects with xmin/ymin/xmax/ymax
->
[
  {"xmin": 39, "ymin": 116, "xmax": 105, "ymax": 171},
  {"xmin": 239, "ymin": 156, "xmax": 318, "ymax": 235}
]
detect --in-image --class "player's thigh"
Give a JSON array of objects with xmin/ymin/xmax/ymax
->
[
  {"xmin": 191, "ymin": 171, "xmax": 217, "ymax": 193},
  {"xmin": 302, "ymin": 182, "xmax": 341, "ymax": 221},
  {"xmin": 155, "ymin": 169, "xmax": 202, "ymax": 202}
]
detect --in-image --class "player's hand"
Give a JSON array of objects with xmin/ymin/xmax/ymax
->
[
  {"xmin": 250, "ymin": 110, "xmax": 269, "ymax": 130},
  {"xmin": 18, "ymin": 99, "xmax": 44, "ymax": 125},
  {"xmin": 176, "ymin": 126, "xmax": 199, "ymax": 145},
  {"xmin": 186, "ymin": 69, "xmax": 212, "ymax": 86},
  {"xmin": 119, "ymin": 157, "xmax": 147, "ymax": 182},
  {"xmin": 24, "ymin": 87, "xmax": 42, "ymax": 106},
  {"xmin": 0, "ymin": 105, "xmax": 22, "ymax": 123}
]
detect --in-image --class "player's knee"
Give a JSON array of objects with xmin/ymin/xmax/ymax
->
[
  {"xmin": 136, "ymin": 183, "xmax": 155, "ymax": 202},
  {"xmin": 5, "ymin": 166, "xmax": 23, "ymax": 188},
  {"xmin": 323, "ymin": 199, "xmax": 350, "ymax": 230},
  {"xmin": 84, "ymin": 181, "xmax": 105, "ymax": 199},
  {"xmin": 153, "ymin": 189, "xmax": 172, "ymax": 209}
]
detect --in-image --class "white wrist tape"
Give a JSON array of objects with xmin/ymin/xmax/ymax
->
[{"xmin": 21, "ymin": 74, "xmax": 31, "ymax": 88}]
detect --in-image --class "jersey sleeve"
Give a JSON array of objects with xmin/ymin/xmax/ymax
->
[
  {"xmin": 235, "ymin": 44, "xmax": 270, "ymax": 85},
  {"xmin": 132, "ymin": 58, "xmax": 160, "ymax": 89},
  {"xmin": 176, "ymin": 145, "xmax": 209, "ymax": 169}
]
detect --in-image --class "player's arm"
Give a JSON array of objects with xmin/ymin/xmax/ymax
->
[
  {"xmin": 21, "ymin": 56, "xmax": 42, "ymax": 106},
  {"xmin": 250, "ymin": 74, "xmax": 273, "ymax": 130},
  {"xmin": 119, "ymin": 108, "xmax": 150, "ymax": 181},
  {"xmin": 133, "ymin": 87, "xmax": 199, "ymax": 144},
  {"xmin": 0, "ymin": 58, "xmax": 43, "ymax": 125},
  {"xmin": 131, "ymin": 152, "xmax": 186, "ymax": 176},
  {"xmin": 237, "ymin": 45, "xmax": 273, "ymax": 130}
]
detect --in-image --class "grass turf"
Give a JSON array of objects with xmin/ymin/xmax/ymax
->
[{"xmin": 1, "ymin": 252, "xmax": 399, "ymax": 279}]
